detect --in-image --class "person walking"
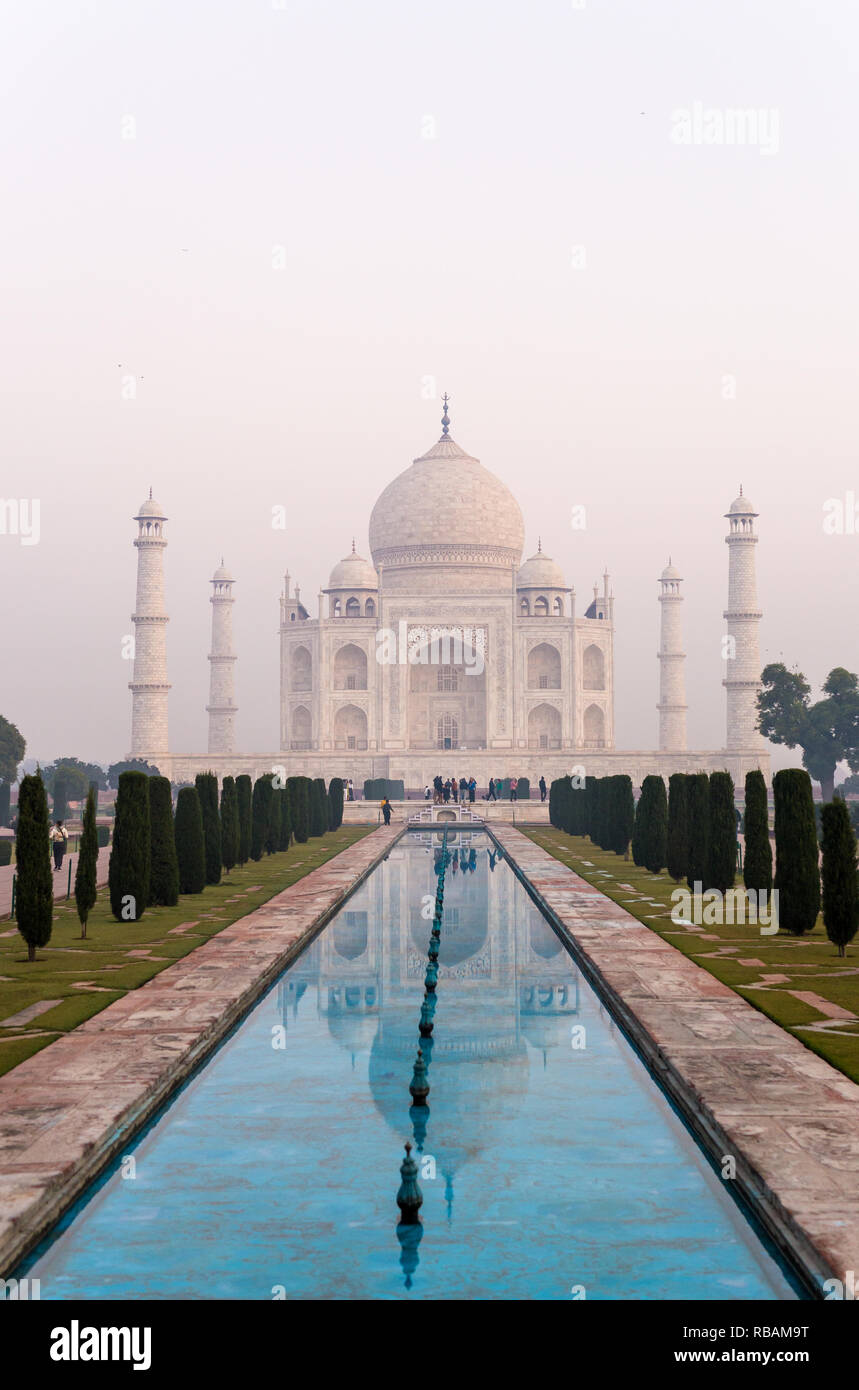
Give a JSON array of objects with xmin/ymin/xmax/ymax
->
[
  {"xmin": 381, "ymin": 797, "xmax": 392, "ymax": 826},
  {"xmin": 468, "ymin": 776, "xmax": 476, "ymax": 803},
  {"xmin": 539, "ymin": 776, "xmax": 547, "ymax": 802},
  {"xmin": 50, "ymin": 819, "xmax": 68, "ymax": 871},
  {"xmin": 510, "ymin": 777, "xmax": 518, "ymax": 803},
  {"xmin": 487, "ymin": 777, "xmax": 496, "ymax": 802}
]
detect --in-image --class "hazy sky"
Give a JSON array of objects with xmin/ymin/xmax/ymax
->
[{"xmin": 2, "ymin": 0, "xmax": 857, "ymax": 768}]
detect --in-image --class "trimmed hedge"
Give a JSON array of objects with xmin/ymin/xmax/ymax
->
[
  {"xmin": 0, "ymin": 840, "xmax": 11, "ymax": 866},
  {"xmin": 773, "ymin": 769, "xmax": 821, "ymax": 935},
  {"xmin": 148, "ymin": 775, "xmax": 180, "ymax": 907},
  {"xmin": 821, "ymin": 799, "xmax": 859, "ymax": 957},
  {"xmin": 666, "ymin": 773, "xmax": 689, "ymax": 883},
  {"xmin": 287, "ymin": 777, "xmax": 310, "ymax": 843},
  {"xmin": 15, "ymin": 773, "xmax": 53, "ymax": 959},
  {"xmin": 328, "ymin": 777, "xmax": 344, "ymax": 831},
  {"xmin": 743, "ymin": 770, "xmax": 772, "ymax": 899},
  {"xmin": 195, "ymin": 772, "xmax": 222, "ymax": 885},
  {"xmin": 707, "ymin": 771, "xmax": 736, "ymax": 895},
  {"xmin": 251, "ymin": 775, "xmax": 273, "ymax": 861},
  {"xmin": 97, "ymin": 824, "xmax": 111, "ymax": 847},
  {"xmin": 220, "ymin": 775, "xmax": 240, "ymax": 874},
  {"xmin": 108, "ymin": 770, "xmax": 151, "ymax": 922},
  {"xmin": 236, "ymin": 774, "xmax": 252, "ymax": 866},
  {"xmin": 686, "ymin": 773, "xmax": 710, "ymax": 892},
  {"xmin": 310, "ymin": 777, "xmax": 328, "ymax": 836}
]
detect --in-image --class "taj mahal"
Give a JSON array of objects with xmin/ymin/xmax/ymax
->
[{"xmin": 127, "ymin": 398, "xmax": 770, "ymax": 791}]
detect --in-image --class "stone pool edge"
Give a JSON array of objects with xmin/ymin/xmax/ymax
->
[
  {"xmin": 0, "ymin": 824, "xmax": 403, "ymax": 1277},
  {"xmin": 491, "ymin": 825, "xmax": 859, "ymax": 1300}
]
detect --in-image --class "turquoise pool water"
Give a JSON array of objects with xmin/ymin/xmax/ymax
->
[{"xmin": 20, "ymin": 831, "xmax": 802, "ymax": 1299}]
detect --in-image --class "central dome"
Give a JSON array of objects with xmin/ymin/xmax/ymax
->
[{"xmin": 368, "ymin": 432, "xmax": 525, "ymax": 582}]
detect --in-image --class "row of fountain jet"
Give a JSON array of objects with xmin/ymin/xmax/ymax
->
[{"xmin": 396, "ymin": 827, "xmax": 452, "ymax": 1238}]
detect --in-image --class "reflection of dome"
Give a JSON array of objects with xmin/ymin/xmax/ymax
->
[
  {"xmin": 528, "ymin": 914, "xmax": 564, "ymax": 960},
  {"xmin": 326, "ymin": 1011, "xmax": 379, "ymax": 1053},
  {"xmin": 368, "ymin": 432, "xmax": 525, "ymax": 577},
  {"xmin": 410, "ymin": 905, "xmax": 487, "ymax": 967},
  {"xmin": 327, "ymin": 548, "xmax": 378, "ymax": 590},
  {"xmin": 517, "ymin": 549, "xmax": 566, "ymax": 590},
  {"xmin": 332, "ymin": 917, "xmax": 368, "ymax": 960},
  {"xmin": 520, "ymin": 1013, "xmax": 574, "ymax": 1051},
  {"xmin": 368, "ymin": 1012, "xmax": 529, "ymax": 1174}
]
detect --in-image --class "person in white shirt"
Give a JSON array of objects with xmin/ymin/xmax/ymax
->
[{"xmin": 49, "ymin": 820, "xmax": 68, "ymax": 870}]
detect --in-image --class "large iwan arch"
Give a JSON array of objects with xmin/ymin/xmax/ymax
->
[
  {"xmin": 527, "ymin": 642, "xmax": 561, "ymax": 689},
  {"xmin": 582, "ymin": 644, "xmax": 605, "ymax": 689},
  {"xmin": 583, "ymin": 703, "xmax": 605, "ymax": 746},
  {"xmin": 528, "ymin": 703, "xmax": 561, "ymax": 749},
  {"xmin": 333, "ymin": 704, "xmax": 368, "ymax": 749},
  {"xmin": 333, "ymin": 643, "xmax": 367, "ymax": 690},
  {"xmin": 291, "ymin": 646, "xmax": 312, "ymax": 691}
]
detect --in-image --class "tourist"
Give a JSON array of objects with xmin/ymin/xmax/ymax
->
[
  {"xmin": 433, "ymin": 775, "xmax": 443, "ymax": 804},
  {"xmin": 468, "ymin": 776, "xmax": 476, "ymax": 803},
  {"xmin": 487, "ymin": 847, "xmax": 496, "ymax": 871},
  {"xmin": 487, "ymin": 777, "xmax": 496, "ymax": 801},
  {"xmin": 381, "ymin": 797, "xmax": 392, "ymax": 826},
  {"xmin": 443, "ymin": 779, "xmax": 451, "ymax": 803},
  {"xmin": 510, "ymin": 776, "xmax": 518, "ymax": 802},
  {"xmin": 451, "ymin": 776, "xmax": 459, "ymax": 803},
  {"xmin": 424, "ymin": 784, "xmax": 431, "ymax": 801},
  {"xmin": 50, "ymin": 819, "xmax": 68, "ymax": 871},
  {"xmin": 539, "ymin": 775, "xmax": 547, "ymax": 802},
  {"xmin": 347, "ymin": 779, "xmax": 354, "ymax": 802}
]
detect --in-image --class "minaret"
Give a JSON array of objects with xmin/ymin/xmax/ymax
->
[
  {"xmin": 657, "ymin": 559, "xmax": 687, "ymax": 750},
  {"xmin": 207, "ymin": 559, "xmax": 237, "ymax": 755},
  {"xmin": 129, "ymin": 490, "xmax": 170, "ymax": 757},
  {"xmin": 723, "ymin": 489, "xmax": 763, "ymax": 750}
]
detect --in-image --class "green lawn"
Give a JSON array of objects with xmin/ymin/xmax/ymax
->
[
  {"xmin": 525, "ymin": 829, "xmax": 859, "ymax": 1085},
  {"xmin": 0, "ymin": 827, "xmax": 371, "ymax": 1079}
]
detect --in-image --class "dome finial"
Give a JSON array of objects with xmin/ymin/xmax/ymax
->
[
  {"xmin": 739, "ymin": 483, "xmax": 743, "ymax": 496},
  {"xmin": 441, "ymin": 392, "xmax": 450, "ymax": 436},
  {"xmin": 149, "ymin": 485, "xmax": 152, "ymax": 500},
  {"xmin": 351, "ymin": 537, "xmax": 356, "ymax": 554},
  {"xmin": 537, "ymin": 536, "xmax": 542, "ymax": 553}
]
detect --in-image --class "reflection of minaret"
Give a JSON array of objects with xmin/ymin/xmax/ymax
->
[
  {"xmin": 207, "ymin": 560, "xmax": 237, "ymax": 755},
  {"xmin": 129, "ymin": 490, "xmax": 170, "ymax": 757},
  {"xmin": 657, "ymin": 560, "xmax": 687, "ymax": 751},
  {"xmin": 723, "ymin": 490, "xmax": 763, "ymax": 750}
]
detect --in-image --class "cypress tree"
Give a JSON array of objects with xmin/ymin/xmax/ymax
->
[
  {"xmin": 686, "ymin": 772, "xmax": 710, "ymax": 893},
  {"xmin": 108, "ymin": 770, "xmax": 151, "ymax": 922},
  {"xmin": 773, "ymin": 769, "xmax": 821, "ymax": 936},
  {"xmin": 148, "ymin": 775, "xmax": 179, "ymax": 907},
  {"xmin": 16, "ymin": 772, "xmax": 53, "ymax": 961},
  {"xmin": 666, "ymin": 773, "xmax": 689, "ymax": 883},
  {"xmin": 287, "ymin": 776, "xmax": 310, "ymax": 843},
  {"xmin": 175, "ymin": 786, "xmax": 206, "ymax": 894},
  {"xmin": 328, "ymin": 777, "xmax": 344, "ymax": 831},
  {"xmin": 266, "ymin": 776, "xmax": 281, "ymax": 854},
  {"xmin": 584, "ymin": 776, "xmax": 597, "ymax": 840},
  {"xmin": 310, "ymin": 777, "xmax": 327, "ymax": 836},
  {"xmin": 251, "ymin": 775, "xmax": 272, "ymax": 860},
  {"xmin": 631, "ymin": 787, "xmax": 648, "ymax": 867},
  {"xmin": 707, "ymin": 772, "xmax": 736, "ymax": 895},
  {"xmin": 278, "ymin": 785, "xmax": 292, "ymax": 851},
  {"xmin": 743, "ymin": 770, "xmax": 772, "ymax": 899},
  {"xmin": 52, "ymin": 775, "xmax": 69, "ymax": 823},
  {"xmin": 195, "ymin": 772, "xmax": 222, "ymax": 885},
  {"xmin": 236, "ymin": 774, "xmax": 252, "ymax": 866},
  {"xmin": 74, "ymin": 784, "xmax": 99, "ymax": 938},
  {"xmin": 612, "ymin": 776, "xmax": 634, "ymax": 857},
  {"xmin": 635, "ymin": 775, "xmax": 667, "ymax": 872},
  {"xmin": 821, "ymin": 800, "xmax": 859, "ymax": 958},
  {"xmin": 89, "ymin": 780, "xmax": 99, "ymax": 814},
  {"xmin": 220, "ymin": 775, "xmax": 240, "ymax": 875},
  {"xmin": 548, "ymin": 778, "xmax": 560, "ymax": 828}
]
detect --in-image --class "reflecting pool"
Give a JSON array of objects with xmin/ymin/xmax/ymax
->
[{"xmin": 21, "ymin": 831, "xmax": 802, "ymax": 1299}]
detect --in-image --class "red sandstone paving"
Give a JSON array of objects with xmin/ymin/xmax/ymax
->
[
  {"xmin": 493, "ymin": 826, "xmax": 859, "ymax": 1292},
  {"xmin": 0, "ymin": 825, "xmax": 400, "ymax": 1271}
]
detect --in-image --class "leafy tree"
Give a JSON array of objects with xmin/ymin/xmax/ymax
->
[
  {"xmin": 74, "ymin": 786, "xmax": 99, "ymax": 938},
  {"xmin": 759, "ymin": 664, "xmax": 859, "ymax": 802},
  {"xmin": 108, "ymin": 771, "xmax": 151, "ymax": 921},
  {"xmin": 107, "ymin": 759, "xmax": 160, "ymax": 788},
  {"xmin": 0, "ymin": 714, "xmax": 25, "ymax": 785},
  {"xmin": 328, "ymin": 777, "xmax": 344, "ymax": 831},
  {"xmin": 236, "ymin": 774, "xmax": 252, "ymax": 866},
  {"xmin": 743, "ymin": 770, "xmax": 772, "ymax": 899},
  {"xmin": 820, "ymin": 799, "xmax": 859, "ymax": 957},
  {"xmin": 837, "ymin": 772, "xmax": 859, "ymax": 796},
  {"xmin": 175, "ymin": 786, "xmax": 206, "ymax": 894},
  {"xmin": 15, "ymin": 772, "xmax": 52, "ymax": 961},
  {"xmin": 686, "ymin": 773, "xmax": 710, "ymax": 892},
  {"xmin": 251, "ymin": 776, "xmax": 272, "ymax": 861},
  {"xmin": 707, "ymin": 772, "xmax": 736, "ymax": 895},
  {"xmin": 43, "ymin": 759, "xmax": 106, "ymax": 799},
  {"xmin": 195, "ymin": 772, "xmax": 222, "ymax": 885},
  {"xmin": 148, "ymin": 776, "xmax": 179, "ymax": 906},
  {"xmin": 220, "ymin": 776, "xmax": 240, "ymax": 874},
  {"xmin": 773, "ymin": 769, "xmax": 820, "ymax": 935},
  {"xmin": 666, "ymin": 774, "xmax": 689, "ymax": 882}
]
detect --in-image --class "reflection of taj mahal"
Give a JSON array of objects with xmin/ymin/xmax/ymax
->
[
  {"xmin": 276, "ymin": 831, "xmax": 582, "ymax": 1187},
  {"xmin": 130, "ymin": 399, "xmax": 769, "ymax": 788}
]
